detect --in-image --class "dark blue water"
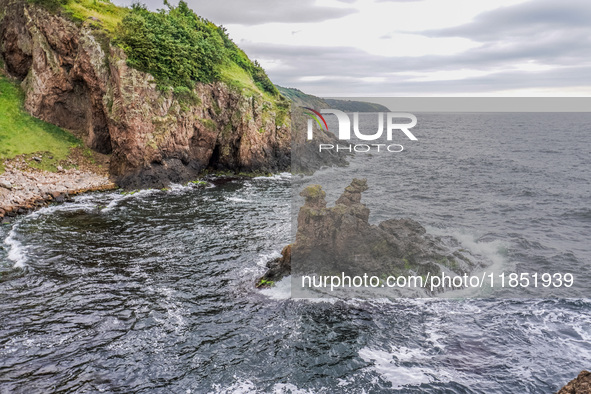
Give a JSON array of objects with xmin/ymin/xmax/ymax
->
[{"xmin": 1, "ymin": 113, "xmax": 590, "ymax": 392}]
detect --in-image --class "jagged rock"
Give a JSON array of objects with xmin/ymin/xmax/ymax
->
[
  {"xmin": 0, "ymin": 180, "xmax": 12, "ymax": 190},
  {"xmin": 259, "ymin": 179, "xmax": 479, "ymax": 286},
  {"xmin": 299, "ymin": 184, "xmax": 327, "ymax": 209},
  {"xmin": 256, "ymin": 244, "xmax": 292, "ymax": 288},
  {"xmin": 335, "ymin": 178, "xmax": 368, "ymax": 206},
  {"xmin": 558, "ymin": 371, "xmax": 591, "ymax": 394},
  {"xmin": 32, "ymin": 156, "xmax": 42, "ymax": 162}
]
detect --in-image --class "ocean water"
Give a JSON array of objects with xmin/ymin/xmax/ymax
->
[{"xmin": 0, "ymin": 113, "xmax": 590, "ymax": 392}]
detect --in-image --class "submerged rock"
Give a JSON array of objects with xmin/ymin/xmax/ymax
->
[{"xmin": 258, "ymin": 179, "xmax": 480, "ymax": 289}]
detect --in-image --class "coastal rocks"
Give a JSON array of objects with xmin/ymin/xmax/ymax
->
[
  {"xmin": 0, "ymin": 180, "xmax": 12, "ymax": 190},
  {"xmin": 558, "ymin": 371, "xmax": 591, "ymax": 394},
  {"xmin": 0, "ymin": 161, "xmax": 116, "ymax": 221},
  {"xmin": 258, "ymin": 179, "xmax": 479, "ymax": 289},
  {"xmin": 0, "ymin": 1, "xmax": 291, "ymax": 188},
  {"xmin": 256, "ymin": 244, "xmax": 292, "ymax": 288}
]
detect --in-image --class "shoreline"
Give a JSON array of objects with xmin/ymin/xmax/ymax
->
[{"xmin": 0, "ymin": 160, "xmax": 117, "ymax": 223}]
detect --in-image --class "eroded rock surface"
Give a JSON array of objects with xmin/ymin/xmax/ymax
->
[
  {"xmin": 259, "ymin": 179, "xmax": 480, "ymax": 288},
  {"xmin": 557, "ymin": 371, "xmax": 591, "ymax": 394}
]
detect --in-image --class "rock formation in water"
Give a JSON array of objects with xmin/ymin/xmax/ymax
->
[
  {"xmin": 0, "ymin": 0, "xmax": 291, "ymax": 188},
  {"xmin": 557, "ymin": 371, "xmax": 591, "ymax": 394},
  {"xmin": 258, "ymin": 179, "xmax": 479, "ymax": 287}
]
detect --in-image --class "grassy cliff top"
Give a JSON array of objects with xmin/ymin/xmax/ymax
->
[
  {"xmin": 0, "ymin": 72, "xmax": 82, "ymax": 173},
  {"xmin": 29, "ymin": 0, "xmax": 280, "ymax": 99},
  {"xmin": 277, "ymin": 86, "xmax": 391, "ymax": 112}
]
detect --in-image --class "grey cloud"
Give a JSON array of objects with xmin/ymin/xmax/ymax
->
[
  {"xmin": 182, "ymin": 0, "xmax": 356, "ymax": 25},
  {"xmin": 114, "ymin": 0, "xmax": 357, "ymax": 24},
  {"xmin": 423, "ymin": 0, "xmax": 591, "ymax": 41},
  {"xmin": 112, "ymin": 0, "xmax": 591, "ymax": 95},
  {"xmin": 239, "ymin": 0, "xmax": 591, "ymax": 95},
  {"xmin": 240, "ymin": 42, "xmax": 591, "ymax": 95},
  {"xmin": 291, "ymin": 65, "xmax": 591, "ymax": 96}
]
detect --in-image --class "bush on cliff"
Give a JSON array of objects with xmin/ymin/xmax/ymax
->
[
  {"xmin": 115, "ymin": 1, "xmax": 225, "ymax": 90},
  {"xmin": 114, "ymin": 1, "xmax": 278, "ymax": 96}
]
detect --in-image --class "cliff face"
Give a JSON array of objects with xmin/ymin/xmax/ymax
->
[{"xmin": 0, "ymin": 1, "xmax": 290, "ymax": 187}]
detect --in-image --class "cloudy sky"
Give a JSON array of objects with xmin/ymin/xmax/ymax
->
[{"xmin": 114, "ymin": 0, "xmax": 591, "ymax": 97}]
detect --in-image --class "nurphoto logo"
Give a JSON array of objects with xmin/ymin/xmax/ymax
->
[{"xmin": 304, "ymin": 108, "xmax": 418, "ymax": 153}]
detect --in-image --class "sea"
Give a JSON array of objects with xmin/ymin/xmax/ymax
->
[{"xmin": 1, "ymin": 112, "xmax": 590, "ymax": 393}]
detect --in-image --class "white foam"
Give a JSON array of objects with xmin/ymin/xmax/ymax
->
[
  {"xmin": 271, "ymin": 383, "xmax": 313, "ymax": 393},
  {"xmin": 255, "ymin": 251, "xmax": 282, "ymax": 268},
  {"xmin": 358, "ymin": 346, "xmax": 454, "ymax": 389},
  {"xmin": 358, "ymin": 347, "xmax": 431, "ymax": 388},
  {"xmin": 260, "ymin": 276, "xmax": 292, "ymax": 300},
  {"xmin": 226, "ymin": 196, "xmax": 254, "ymax": 203},
  {"xmin": 253, "ymin": 172, "xmax": 291, "ymax": 180},
  {"xmin": 5, "ymin": 227, "xmax": 27, "ymax": 269},
  {"xmin": 426, "ymin": 226, "xmax": 510, "ymax": 298},
  {"xmin": 211, "ymin": 378, "xmax": 257, "ymax": 394},
  {"xmin": 101, "ymin": 188, "xmax": 163, "ymax": 212}
]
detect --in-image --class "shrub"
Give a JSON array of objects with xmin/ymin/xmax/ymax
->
[{"xmin": 114, "ymin": 1, "xmax": 227, "ymax": 90}]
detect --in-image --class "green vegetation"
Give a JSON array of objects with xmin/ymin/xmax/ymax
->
[
  {"xmin": 0, "ymin": 75, "xmax": 81, "ymax": 173},
  {"xmin": 276, "ymin": 86, "xmax": 328, "ymax": 109},
  {"xmin": 29, "ymin": 0, "xmax": 127, "ymax": 33},
  {"xmin": 277, "ymin": 85, "xmax": 391, "ymax": 112},
  {"xmin": 28, "ymin": 0, "xmax": 279, "ymax": 99},
  {"xmin": 63, "ymin": 0, "xmax": 127, "ymax": 33},
  {"xmin": 114, "ymin": 1, "xmax": 278, "ymax": 96},
  {"xmin": 200, "ymin": 119, "xmax": 217, "ymax": 131},
  {"xmin": 218, "ymin": 27, "xmax": 278, "ymax": 96},
  {"xmin": 115, "ymin": 1, "xmax": 225, "ymax": 90},
  {"xmin": 257, "ymin": 278, "xmax": 275, "ymax": 288},
  {"xmin": 323, "ymin": 99, "xmax": 390, "ymax": 112}
]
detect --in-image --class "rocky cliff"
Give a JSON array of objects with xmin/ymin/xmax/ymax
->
[{"xmin": 0, "ymin": 0, "xmax": 291, "ymax": 188}]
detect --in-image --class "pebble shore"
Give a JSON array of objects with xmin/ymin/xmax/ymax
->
[{"xmin": 0, "ymin": 160, "xmax": 116, "ymax": 222}]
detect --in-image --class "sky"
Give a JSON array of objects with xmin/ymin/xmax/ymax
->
[{"xmin": 113, "ymin": 0, "xmax": 591, "ymax": 97}]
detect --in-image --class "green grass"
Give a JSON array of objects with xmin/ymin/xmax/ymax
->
[
  {"xmin": 220, "ymin": 61, "xmax": 261, "ymax": 95},
  {"xmin": 0, "ymin": 75, "xmax": 81, "ymax": 173},
  {"xmin": 28, "ymin": 0, "xmax": 127, "ymax": 34}
]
